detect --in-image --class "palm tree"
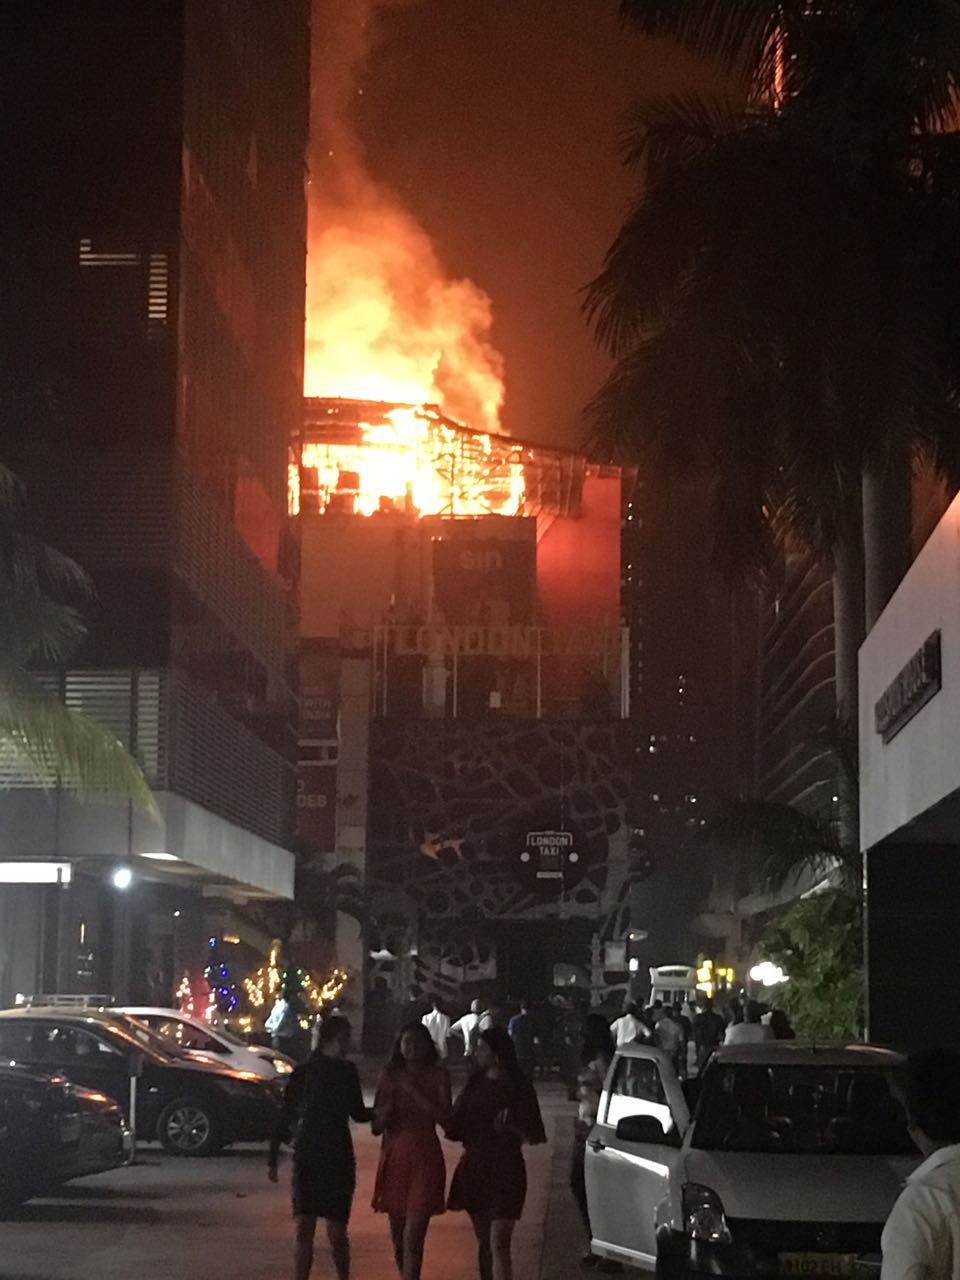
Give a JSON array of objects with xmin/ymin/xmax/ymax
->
[
  {"xmin": 587, "ymin": 3, "xmax": 960, "ymax": 838},
  {"xmin": 0, "ymin": 463, "xmax": 153, "ymax": 807}
]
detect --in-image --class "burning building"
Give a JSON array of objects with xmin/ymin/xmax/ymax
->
[{"xmin": 294, "ymin": 396, "xmax": 634, "ymax": 1043}]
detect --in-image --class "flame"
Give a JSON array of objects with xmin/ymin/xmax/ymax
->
[
  {"xmin": 304, "ymin": 203, "xmax": 505, "ymax": 434},
  {"xmin": 294, "ymin": 405, "xmax": 526, "ymax": 518}
]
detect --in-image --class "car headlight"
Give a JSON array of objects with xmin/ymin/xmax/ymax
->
[
  {"xmin": 682, "ymin": 1183, "xmax": 732, "ymax": 1244},
  {"xmin": 272, "ymin": 1058, "xmax": 294, "ymax": 1074}
]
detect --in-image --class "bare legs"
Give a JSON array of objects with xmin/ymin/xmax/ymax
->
[
  {"xmin": 294, "ymin": 1216, "xmax": 316, "ymax": 1280},
  {"xmin": 470, "ymin": 1215, "xmax": 493, "ymax": 1280},
  {"xmin": 491, "ymin": 1219, "xmax": 515, "ymax": 1280},
  {"xmin": 388, "ymin": 1214, "xmax": 430, "ymax": 1280},
  {"xmin": 294, "ymin": 1216, "xmax": 350, "ymax": 1280},
  {"xmin": 470, "ymin": 1215, "xmax": 515, "ymax": 1280}
]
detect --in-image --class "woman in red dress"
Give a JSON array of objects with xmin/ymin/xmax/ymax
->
[
  {"xmin": 372, "ymin": 1023, "xmax": 451, "ymax": 1280},
  {"xmin": 446, "ymin": 1026, "xmax": 547, "ymax": 1280}
]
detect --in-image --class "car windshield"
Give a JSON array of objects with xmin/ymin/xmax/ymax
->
[{"xmin": 692, "ymin": 1063, "xmax": 916, "ymax": 1155}]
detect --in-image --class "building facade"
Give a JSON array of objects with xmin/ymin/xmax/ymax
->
[
  {"xmin": 293, "ymin": 399, "xmax": 634, "ymax": 1044},
  {"xmin": 0, "ymin": 0, "xmax": 309, "ymax": 1003}
]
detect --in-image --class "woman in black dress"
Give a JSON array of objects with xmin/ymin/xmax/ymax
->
[
  {"xmin": 268, "ymin": 1015, "xmax": 371, "ymax": 1280},
  {"xmin": 446, "ymin": 1026, "xmax": 546, "ymax": 1280}
]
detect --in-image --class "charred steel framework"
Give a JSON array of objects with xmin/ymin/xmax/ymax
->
[{"xmin": 296, "ymin": 397, "xmax": 594, "ymax": 524}]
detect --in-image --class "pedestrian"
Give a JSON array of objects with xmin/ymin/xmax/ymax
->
[
  {"xmin": 420, "ymin": 997, "xmax": 451, "ymax": 1059},
  {"xmin": 267, "ymin": 985, "xmax": 304, "ymax": 1062},
  {"xmin": 571, "ymin": 1013, "xmax": 619, "ymax": 1274},
  {"xmin": 766, "ymin": 1008, "xmax": 796, "ymax": 1041},
  {"xmin": 723, "ymin": 1000, "xmax": 773, "ymax": 1045},
  {"xmin": 478, "ymin": 1000, "xmax": 503, "ymax": 1033},
  {"xmin": 268, "ymin": 1015, "xmax": 371, "ymax": 1280},
  {"xmin": 693, "ymin": 996, "xmax": 725, "ymax": 1070},
  {"xmin": 655, "ymin": 1004, "xmax": 685, "ymax": 1075},
  {"xmin": 881, "ymin": 1047, "xmax": 960, "ymax": 1280},
  {"xmin": 372, "ymin": 1023, "xmax": 451, "ymax": 1280},
  {"xmin": 609, "ymin": 1002, "xmax": 646, "ymax": 1048},
  {"xmin": 446, "ymin": 1026, "xmax": 547, "ymax": 1280},
  {"xmin": 559, "ymin": 1001, "xmax": 584, "ymax": 1101},
  {"xmin": 508, "ymin": 1000, "xmax": 537, "ymax": 1078},
  {"xmin": 449, "ymin": 998, "xmax": 482, "ymax": 1058}
]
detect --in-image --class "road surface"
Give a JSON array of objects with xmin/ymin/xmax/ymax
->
[{"xmin": 1, "ymin": 1081, "xmax": 586, "ymax": 1280}]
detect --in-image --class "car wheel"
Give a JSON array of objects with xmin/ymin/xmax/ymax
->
[{"xmin": 157, "ymin": 1097, "xmax": 221, "ymax": 1156}]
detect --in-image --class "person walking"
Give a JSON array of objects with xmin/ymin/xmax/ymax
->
[
  {"xmin": 571, "ymin": 1013, "xmax": 619, "ymax": 1273},
  {"xmin": 268, "ymin": 1015, "xmax": 371, "ymax": 1280},
  {"xmin": 447, "ymin": 1026, "xmax": 546, "ymax": 1280},
  {"xmin": 723, "ymin": 1000, "xmax": 773, "ymax": 1045},
  {"xmin": 881, "ymin": 1048, "xmax": 960, "ymax": 1280},
  {"xmin": 420, "ymin": 998, "xmax": 451, "ymax": 1059},
  {"xmin": 266, "ymin": 986, "xmax": 303, "ymax": 1062},
  {"xmin": 692, "ymin": 997, "xmax": 725, "ymax": 1070},
  {"xmin": 449, "ymin": 998, "xmax": 482, "ymax": 1058},
  {"xmin": 655, "ymin": 1004, "xmax": 685, "ymax": 1075},
  {"xmin": 508, "ymin": 1000, "xmax": 537, "ymax": 1078},
  {"xmin": 372, "ymin": 1023, "xmax": 451, "ymax": 1280},
  {"xmin": 610, "ymin": 1002, "xmax": 646, "ymax": 1048}
]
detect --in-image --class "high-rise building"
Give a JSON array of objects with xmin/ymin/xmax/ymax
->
[
  {"xmin": 0, "ymin": 1, "xmax": 309, "ymax": 1003},
  {"xmin": 292, "ymin": 399, "xmax": 632, "ymax": 1045}
]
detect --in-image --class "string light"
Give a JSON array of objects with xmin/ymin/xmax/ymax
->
[{"xmin": 243, "ymin": 939, "xmax": 349, "ymax": 1026}]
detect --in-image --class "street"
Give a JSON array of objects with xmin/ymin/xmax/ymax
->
[{"xmin": 1, "ymin": 1083, "xmax": 582, "ymax": 1280}]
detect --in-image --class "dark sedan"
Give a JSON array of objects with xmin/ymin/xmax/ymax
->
[
  {"xmin": 0, "ymin": 1061, "xmax": 130, "ymax": 1207},
  {"xmin": 0, "ymin": 1008, "xmax": 281, "ymax": 1156}
]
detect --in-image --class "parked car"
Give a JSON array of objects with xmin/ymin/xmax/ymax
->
[
  {"xmin": 0, "ymin": 1061, "xmax": 131, "ymax": 1206},
  {"xmin": 0, "ymin": 1007, "xmax": 281, "ymax": 1157},
  {"xmin": 585, "ymin": 1041, "xmax": 917, "ymax": 1275},
  {"xmin": 116, "ymin": 1007, "xmax": 295, "ymax": 1078}
]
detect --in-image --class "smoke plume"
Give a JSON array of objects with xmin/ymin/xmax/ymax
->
[{"xmin": 305, "ymin": 0, "xmax": 506, "ymax": 433}]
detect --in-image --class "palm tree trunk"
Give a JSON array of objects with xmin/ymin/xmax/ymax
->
[
  {"xmin": 862, "ymin": 456, "xmax": 912, "ymax": 630},
  {"xmin": 832, "ymin": 501, "xmax": 865, "ymax": 850}
]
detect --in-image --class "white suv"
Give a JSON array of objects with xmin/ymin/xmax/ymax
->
[
  {"xmin": 117, "ymin": 1007, "xmax": 295, "ymax": 1080},
  {"xmin": 585, "ymin": 1041, "xmax": 917, "ymax": 1276}
]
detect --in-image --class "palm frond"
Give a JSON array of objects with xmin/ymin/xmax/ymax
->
[
  {"xmin": 618, "ymin": 0, "xmax": 789, "ymax": 87},
  {"xmin": 0, "ymin": 672, "xmax": 155, "ymax": 811}
]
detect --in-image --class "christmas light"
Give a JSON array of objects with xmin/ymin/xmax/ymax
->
[{"xmin": 242, "ymin": 939, "xmax": 349, "ymax": 1024}]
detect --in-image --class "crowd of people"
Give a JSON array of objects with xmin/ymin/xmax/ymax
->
[{"xmin": 264, "ymin": 990, "xmax": 796, "ymax": 1280}]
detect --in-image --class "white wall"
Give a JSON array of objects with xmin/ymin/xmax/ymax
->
[{"xmin": 859, "ymin": 492, "xmax": 960, "ymax": 849}]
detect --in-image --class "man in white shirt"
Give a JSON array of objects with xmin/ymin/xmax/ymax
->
[
  {"xmin": 882, "ymin": 1048, "xmax": 960, "ymax": 1280},
  {"xmin": 448, "ymin": 998, "xmax": 482, "ymax": 1057},
  {"xmin": 421, "ymin": 997, "xmax": 451, "ymax": 1059},
  {"xmin": 723, "ymin": 1000, "xmax": 774, "ymax": 1045},
  {"xmin": 610, "ymin": 1002, "xmax": 646, "ymax": 1047}
]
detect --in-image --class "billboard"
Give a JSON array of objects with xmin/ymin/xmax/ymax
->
[
  {"xmin": 300, "ymin": 637, "xmax": 340, "ymax": 739},
  {"xmin": 296, "ymin": 765, "xmax": 337, "ymax": 852},
  {"xmin": 433, "ymin": 537, "xmax": 535, "ymax": 625}
]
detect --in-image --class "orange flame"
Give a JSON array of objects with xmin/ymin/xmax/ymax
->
[
  {"xmin": 293, "ymin": 405, "xmax": 525, "ymax": 518},
  {"xmin": 304, "ymin": 201, "xmax": 505, "ymax": 435}
]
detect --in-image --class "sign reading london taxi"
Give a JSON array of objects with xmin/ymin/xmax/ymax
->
[
  {"xmin": 526, "ymin": 830, "xmax": 575, "ymax": 879},
  {"xmin": 874, "ymin": 630, "xmax": 942, "ymax": 744}
]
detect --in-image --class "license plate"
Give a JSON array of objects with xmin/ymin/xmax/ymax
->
[{"xmin": 779, "ymin": 1254, "xmax": 858, "ymax": 1278}]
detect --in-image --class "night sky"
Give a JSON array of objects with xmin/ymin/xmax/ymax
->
[{"xmin": 354, "ymin": 1, "xmax": 705, "ymax": 447}]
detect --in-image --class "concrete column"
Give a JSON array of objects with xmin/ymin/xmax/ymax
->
[{"xmin": 336, "ymin": 653, "xmax": 371, "ymax": 1032}]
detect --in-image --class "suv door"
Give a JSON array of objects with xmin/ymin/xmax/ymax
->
[{"xmin": 586, "ymin": 1048, "xmax": 689, "ymax": 1269}]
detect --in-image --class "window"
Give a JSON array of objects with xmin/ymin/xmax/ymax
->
[
  {"xmin": 605, "ymin": 1055, "xmax": 674, "ymax": 1133},
  {"xmin": 150, "ymin": 1018, "xmax": 221, "ymax": 1054},
  {"xmin": 693, "ymin": 1064, "xmax": 913, "ymax": 1155},
  {"xmin": 44, "ymin": 1026, "xmax": 119, "ymax": 1061},
  {"xmin": 0, "ymin": 1021, "xmax": 42, "ymax": 1062}
]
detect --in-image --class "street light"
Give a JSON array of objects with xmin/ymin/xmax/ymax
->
[{"xmin": 112, "ymin": 866, "xmax": 133, "ymax": 891}]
